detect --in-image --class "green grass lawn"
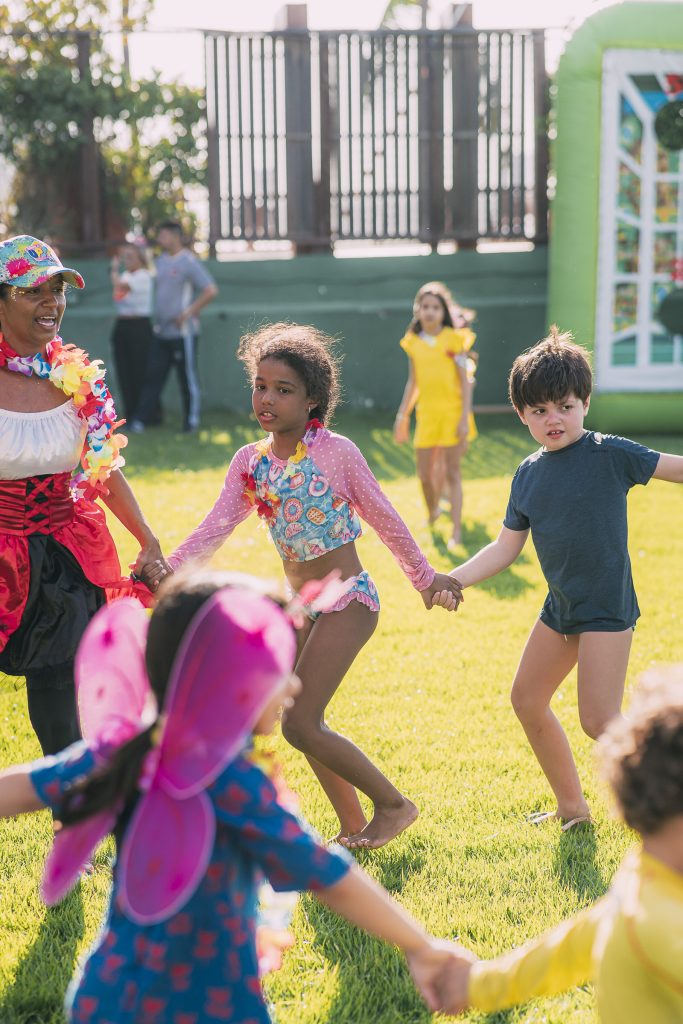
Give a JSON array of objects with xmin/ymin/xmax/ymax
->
[{"xmin": 1, "ymin": 412, "xmax": 682, "ymax": 1024}]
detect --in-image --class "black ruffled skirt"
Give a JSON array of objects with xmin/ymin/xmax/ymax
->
[{"xmin": 0, "ymin": 535, "xmax": 105, "ymax": 684}]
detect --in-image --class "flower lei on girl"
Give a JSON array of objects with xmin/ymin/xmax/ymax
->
[
  {"xmin": 242, "ymin": 418, "xmax": 324, "ymax": 522},
  {"xmin": 0, "ymin": 333, "xmax": 126, "ymax": 501}
]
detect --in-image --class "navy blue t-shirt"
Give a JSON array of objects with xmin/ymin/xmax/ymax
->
[{"xmin": 504, "ymin": 431, "xmax": 660, "ymax": 634}]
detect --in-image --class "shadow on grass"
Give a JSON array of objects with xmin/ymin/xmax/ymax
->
[
  {"xmin": 121, "ymin": 411, "xmax": 533, "ymax": 485},
  {"xmin": 553, "ymin": 824, "xmax": 606, "ymax": 903},
  {"xmin": 353, "ymin": 838, "xmax": 428, "ymax": 896},
  {"xmin": 297, "ymin": 839, "xmax": 437, "ymax": 1023},
  {"xmin": 0, "ymin": 889, "xmax": 84, "ymax": 1024}
]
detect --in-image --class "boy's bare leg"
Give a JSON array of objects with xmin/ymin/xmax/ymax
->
[
  {"xmin": 511, "ymin": 620, "xmax": 591, "ymax": 821},
  {"xmin": 416, "ymin": 448, "xmax": 440, "ymax": 522},
  {"xmin": 286, "ymin": 602, "xmax": 417, "ymax": 849},
  {"xmin": 576, "ymin": 629, "xmax": 632, "ymax": 739},
  {"xmin": 444, "ymin": 443, "xmax": 466, "ymax": 544}
]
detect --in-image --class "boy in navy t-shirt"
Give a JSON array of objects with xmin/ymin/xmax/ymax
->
[{"xmin": 434, "ymin": 328, "xmax": 683, "ymax": 830}]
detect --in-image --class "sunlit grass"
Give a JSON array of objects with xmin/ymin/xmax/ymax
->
[{"xmin": 1, "ymin": 413, "xmax": 682, "ymax": 1023}]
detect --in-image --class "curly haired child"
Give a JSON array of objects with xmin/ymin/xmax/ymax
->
[
  {"xmin": 148, "ymin": 323, "xmax": 463, "ymax": 849},
  {"xmin": 434, "ymin": 670, "xmax": 683, "ymax": 1022}
]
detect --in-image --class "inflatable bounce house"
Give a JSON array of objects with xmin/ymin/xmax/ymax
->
[{"xmin": 549, "ymin": 2, "xmax": 683, "ymax": 430}]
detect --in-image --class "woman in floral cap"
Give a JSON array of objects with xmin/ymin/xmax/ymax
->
[{"xmin": 0, "ymin": 235, "xmax": 167, "ymax": 756}]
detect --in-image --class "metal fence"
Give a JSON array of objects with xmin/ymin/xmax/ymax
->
[{"xmin": 204, "ymin": 28, "xmax": 549, "ymax": 249}]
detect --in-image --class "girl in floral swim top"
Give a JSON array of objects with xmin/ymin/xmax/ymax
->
[{"xmin": 151, "ymin": 323, "xmax": 462, "ymax": 849}]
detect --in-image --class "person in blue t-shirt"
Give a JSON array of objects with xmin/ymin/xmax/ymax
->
[{"xmin": 432, "ymin": 327, "xmax": 683, "ymax": 831}]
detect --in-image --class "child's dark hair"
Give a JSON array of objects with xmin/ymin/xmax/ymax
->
[
  {"xmin": 58, "ymin": 570, "xmax": 286, "ymax": 827},
  {"xmin": 600, "ymin": 672, "xmax": 683, "ymax": 836},
  {"xmin": 237, "ymin": 322, "xmax": 341, "ymax": 425},
  {"xmin": 508, "ymin": 326, "xmax": 592, "ymax": 411},
  {"xmin": 408, "ymin": 281, "xmax": 455, "ymax": 334},
  {"xmin": 156, "ymin": 219, "xmax": 183, "ymax": 237}
]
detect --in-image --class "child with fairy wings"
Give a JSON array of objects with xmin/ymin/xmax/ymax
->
[
  {"xmin": 145, "ymin": 323, "xmax": 463, "ymax": 850},
  {"xmin": 0, "ymin": 570, "xmax": 464, "ymax": 1023}
]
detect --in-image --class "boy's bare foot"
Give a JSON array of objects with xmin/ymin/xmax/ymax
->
[
  {"xmin": 343, "ymin": 798, "xmax": 419, "ymax": 849},
  {"xmin": 446, "ymin": 533, "xmax": 462, "ymax": 552},
  {"xmin": 528, "ymin": 806, "xmax": 593, "ymax": 830}
]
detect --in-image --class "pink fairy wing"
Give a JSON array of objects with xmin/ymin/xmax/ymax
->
[
  {"xmin": 42, "ymin": 600, "xmax": 152, "ymax": 907},
  {"xmin": 75, "ymin": 598, "xmax": 153, "ymax": 744},
  {"xmin": 156, "ymin": 589, "xmax": 296, "ymax": 798},
  {"xmin": 42, "ymin": 808, "xmax": 117, "ymax": 905},
  {"xmin": 117, "ymin": 787, "xmax": 214, "ymax": 925},
  {"xmin": 117, "ymin": 588, "xmax": 297, "ymax": 924}
]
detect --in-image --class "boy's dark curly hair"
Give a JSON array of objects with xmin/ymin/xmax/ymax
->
[
  {"xmin": 508, "ymin": 326, "xmax": 593, "ymax": 411},
  {"xmin": 600, "ymin": 671, "xmax": 683, "ymax": 836},
  {"xmin": 237, "ymin": 322, "xmax": 341, "ymax": 425}
]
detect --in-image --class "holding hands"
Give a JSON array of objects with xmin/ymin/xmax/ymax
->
[
  {"xmin": 421, "ymin": 572, "xmax": 464, "ymax": 611},
  {"xmin": 431, "ymin": 944, "xmax": 477, "ymax": 1015},
  {"xmin": 131, "ymin": 541, "xmax": 173, "ymax": 592},
  {"xmin": 407, "ymin": 938, "xmax": 475, "ymax": 1014}
]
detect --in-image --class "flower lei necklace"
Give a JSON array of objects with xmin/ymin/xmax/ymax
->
[
  {"xmin": 0, "ymin": 333, "xmax": 126, "ymax": 501},
  {"xmin": 242, "ymin": 418, "xmax": 323, "ymax": 522}
]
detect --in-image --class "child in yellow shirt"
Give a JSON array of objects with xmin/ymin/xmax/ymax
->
[
  {"xmin": 436, "ymin": 672, "xmax": 683, "ymax": 1022},
  {"xmin": 393, "ymin": 281, "xmax": 476, "ymax": 550}
]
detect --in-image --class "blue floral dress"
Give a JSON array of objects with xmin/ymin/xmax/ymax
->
[{"xmin": 30, "ymin": 743, "xmax": 351, "ymax": 1024}]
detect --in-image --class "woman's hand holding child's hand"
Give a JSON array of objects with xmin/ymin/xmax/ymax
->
[
  {"xmin": 132, "ymin": 545, "xmax": 173, "ymax": 592},
  {"xmin": 406, "ymin": 938, "xmax": 472, "ymax": 1013},
  {"xmin": 433, "ymin": 944, "xmax": 478, "ymax": 1015},
  {"xmin": 421, "ymin": 573, "xmax": 464, "ymax": 611}
]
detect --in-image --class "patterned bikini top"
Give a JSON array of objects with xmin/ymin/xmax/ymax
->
[
  {"xmin": 247, "ymin": 430, "xmax": 362, "ymax": 562},
  {"xmin": 168, "ymin": 425, "xmax": 435, "ymax": 591}
]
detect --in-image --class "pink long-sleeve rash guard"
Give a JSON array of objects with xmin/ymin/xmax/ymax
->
[{"xmin": 168, "ymin": 429, "xmax": 435, "ymax": 591}]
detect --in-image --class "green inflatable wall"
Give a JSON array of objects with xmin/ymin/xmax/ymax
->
[{"xmin": 549, "ymin": 2, "xmax": 683, "ymax": 432}]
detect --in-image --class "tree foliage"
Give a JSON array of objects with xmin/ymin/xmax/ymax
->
[{"xmin": 0, "ymin": 0, "xmax": 206, "ymax": 242}]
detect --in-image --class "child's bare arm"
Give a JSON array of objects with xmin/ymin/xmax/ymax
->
[
  {"xmin": 394, "ymin": 360, "xmax": 418, "ymax": 444},
  {"xmin": 452, "ymin": 526, "xmax": 528, "ymax": 588},
  {"xmin": 317, "ymin": 864, "xmax": 461, "ymax": 1011},
  {"xmin": 455, "ymin": 360, "xmax": 471, "ymax": 442},
  {"xmin": 0, "ymin": 765, "xmax": 46, "ymax": 818},
  {"xmin": 652, "ymin": 453, "xmax": 683, "ymax": 483},
  {"xmin": 430, "ymin": 527, "xmax": 527, "ymax": 609}
]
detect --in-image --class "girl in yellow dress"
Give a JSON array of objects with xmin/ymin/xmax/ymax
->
[{"xmin": 393, "ymin": 281, "xmax": 477, "ymax": 550}]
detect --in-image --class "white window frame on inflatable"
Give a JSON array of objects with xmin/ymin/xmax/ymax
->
[{"xmin": 596, "ymin": 48, "xmax": 683, "ymax": 392}]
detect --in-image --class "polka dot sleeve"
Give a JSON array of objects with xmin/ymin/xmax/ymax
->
[
  {"xmin": 313, "ymin": 432, "xmax": 435, "ymax": 590},
  {"xmin": 167, "ymin": 444, "xmax": 257, "ymax": 570}
]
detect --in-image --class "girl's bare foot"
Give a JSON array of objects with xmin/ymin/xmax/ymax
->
[
  {"xmin": 343, "ymin": 798, "xmax": 419, "ymax": 850},
  {"xmin": 330, "ymin": 811, "xmax": 368, "ymax": 846}
]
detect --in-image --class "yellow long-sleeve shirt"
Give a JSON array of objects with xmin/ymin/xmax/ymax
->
[{"xmin": 469, "ymin": 849, "xmax": 683, "ymax": 1023}]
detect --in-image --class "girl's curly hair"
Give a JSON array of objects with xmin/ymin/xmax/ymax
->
[
  {"xmin": 599, "ymin": 670, "xmax": 683, "ymax": 835},
  {"xmin": 237, "ymin": 322, "xmax": 342, "ymax": 425}
]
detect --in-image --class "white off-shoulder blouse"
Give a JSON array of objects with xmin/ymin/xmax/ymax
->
[{"xmin": 0, "ymin": 401, "xmax": 86, "ymax": 479}]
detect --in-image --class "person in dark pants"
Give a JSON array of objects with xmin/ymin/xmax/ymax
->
[
  {"xmin": 129, "ymin": 221, "xmax": 217, "ymax": 434},
  {"xmin": 0, "ymin": 234, "xmax": 163, "ymax": 755},
  {"xmin": 110, "ymin": 241, "xmax": 155, "ymax": 422}
]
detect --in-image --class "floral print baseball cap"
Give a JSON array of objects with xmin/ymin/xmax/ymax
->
[{"xmin": 0, "ymin": 235, "xmax": 85, "ymax": 289}]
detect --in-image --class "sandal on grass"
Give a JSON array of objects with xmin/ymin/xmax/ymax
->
[{"xmin": 527, "ymin": 811, "xmax": 595, "ymax": 831}]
